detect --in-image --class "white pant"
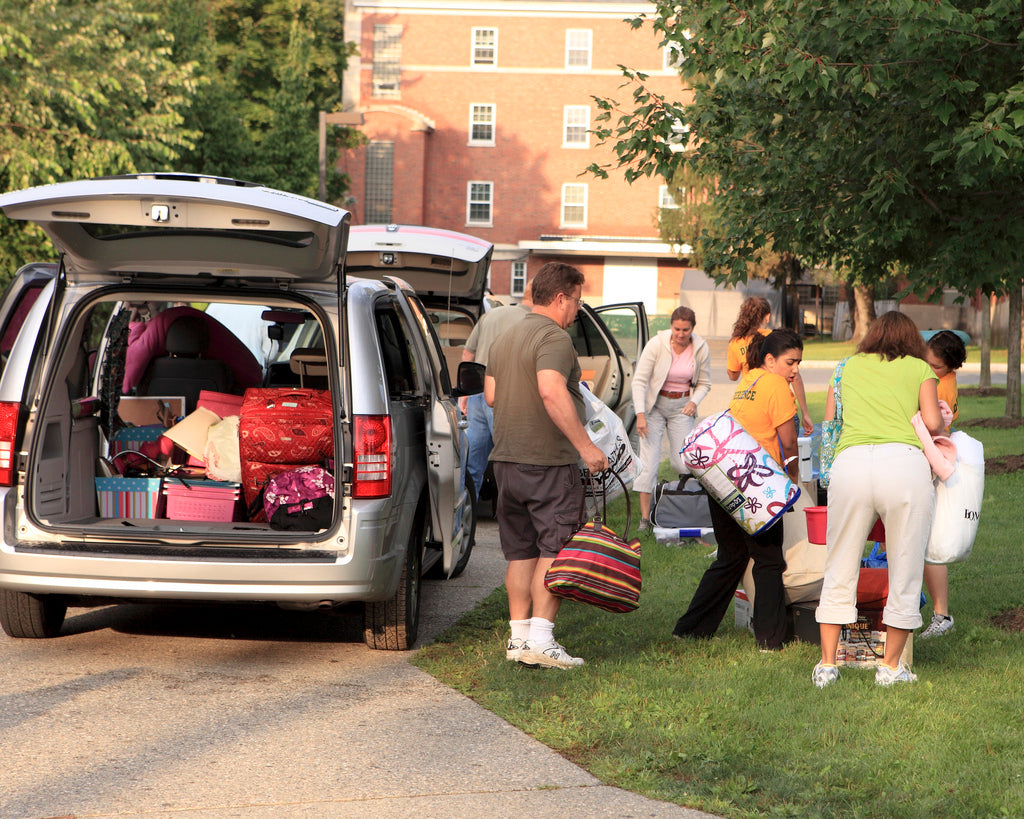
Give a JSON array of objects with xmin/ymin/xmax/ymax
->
[
  {"xmin": 816, "ymin": 443, "xmax": 935, "ymax": 630},
  {"xmin": 635, "ymin": 394, "xmax": 695, "ymax": 493}
]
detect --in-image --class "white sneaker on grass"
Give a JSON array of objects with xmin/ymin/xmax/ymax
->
[
  {"xmin": 875, "ymin": 662, "xmax": 918, "ymax": 686},
  {"xmin": 519, "ymin": 640, "xmax": 585, "ymax": 669},
  {"xmin": 920, "ymin": 613, "xmax": 954, "ymax": 639},
  {"xmin": 811, "ymin": 662, "xmax": 840, "ymax": 688},
  {"xmin": 506, "ymin": 637, "xmax": 528, "ymax": 662}
]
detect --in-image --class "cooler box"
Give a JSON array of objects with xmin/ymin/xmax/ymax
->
[{"xmin": 95, "ymin": 477, "xmax": 165, "ymax": 519}]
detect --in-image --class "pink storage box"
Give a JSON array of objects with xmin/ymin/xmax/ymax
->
[
  {"xmin": 197, "ymin": 390, "xmax": 244, "ymax": 419},
  {"xmin": 163, "ymin": 479, "xmax": 243, "ymax": 522},
  {"xmin": 95, "ymin": 477, "xmax": 165, "ymax": 519}
]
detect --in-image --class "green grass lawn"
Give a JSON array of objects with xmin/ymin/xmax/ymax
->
[{"xmin": 415, "ymin": 390, "xmax": 1024, "ymax": 818}]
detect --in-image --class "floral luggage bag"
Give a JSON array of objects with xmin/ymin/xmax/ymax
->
[{"xmin": 681, "ymin": 410, "xmax": 800, "ymax": 536}]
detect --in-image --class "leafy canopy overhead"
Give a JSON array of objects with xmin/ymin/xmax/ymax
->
[{"xmin": 590, "ymin": 0, "xmax": 1024, "ymax": 296}]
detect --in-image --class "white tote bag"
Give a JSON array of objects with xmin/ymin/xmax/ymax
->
[{"xmin": 926, "ymin": 431, "xmax": 984, "ymax": 564}]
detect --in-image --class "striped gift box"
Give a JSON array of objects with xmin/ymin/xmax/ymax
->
[
  {"xmin": 109, "ymin": 425, "xmax": 165, "ymax": 457},
  {"xmin": 95, "ymin": 477, "xmax": 165, "ymax": 519}
]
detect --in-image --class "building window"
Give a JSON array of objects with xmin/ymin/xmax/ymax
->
[
  {"xmin": 561, "ymin": 183, "xmax": 587, "ymax": 228},
  {"xmin": 469, "ymin": 103, "xmax": 496, "ymax": 145},
  {"xmin": 663, "ymin": 43, "xmax": 684, "ymax": 71},
  {"xmin": 472, "ymin": 27, "xmax": 497, "ymax": 67},
  {"xmin": 563, "ymin": 106, "xmax": 590, "ymax": 147},
  {"xmin": 511, "ymin": 262, "xmax": 526, "ymax": 297},
  {"xmin": 365, "ymin": 141, "xmax": 394, "ymax": 223},
  {"xmin": 372, "ymin": 25, "xmax": 402, "ymax": 98},
  {"xmin": 467, "ymin": 181, "xmax": 493, "ymax": 226},
  {"xmin": 659, "ymin": 185, "xmax": 680, "ymax": 209},
  {"xmin": 565, "ymin": 29, "xmax": 592, "ymax": 70}
]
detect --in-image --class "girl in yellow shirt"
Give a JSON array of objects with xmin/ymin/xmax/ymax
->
[
  {"xmin": 726, "ymin": 296, "xmax": 813, "ymax": 434},
  {"xmin": 920, "ymin": 330, "xmax": 967, "ymax": 639},
  {"xmin": 673, "ymin": 329, "xmax": 803, "ymax": 651}
]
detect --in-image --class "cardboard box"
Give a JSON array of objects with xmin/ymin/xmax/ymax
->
[{"xmin": 734, "ymin": 589, "xmax": 753, "ymax": 631}]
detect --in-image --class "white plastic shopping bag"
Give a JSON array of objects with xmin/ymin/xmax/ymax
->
[
  {"xmin": 579, "ymin": 383, "xmax": 643, "ymax": 486},
  {"xmin": 926, "ymin": 431, "xmax": 984, "ymax": 564}
]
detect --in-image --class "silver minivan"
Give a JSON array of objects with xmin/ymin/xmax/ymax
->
[{"xmin": 0, "ymin": 174, "xmax": 481, "ymax": 650}]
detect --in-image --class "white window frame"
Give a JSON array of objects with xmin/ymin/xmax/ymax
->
[
  {"xmin": 563, "ymin": 105, "xmax": 590, "ymax": 148},
  {"xmin": 663, "ymin": 43, "xmax": 684, "ymax": 71},
  {"xmin": 561, "ymin": 183, "xmax": 588, "ymax": 228},
  {"xmin": 659, "ymin": 185, "xmax": 680, "ymax": 209},
  {"xmin": 372, "ymin": 24, "xmax": 402, "ymax": 99},
  {"xmin": 472, "ymin": 27, "xmax": 497, "ymax": 67},
  {"xmin": 511, "ymin": 261, "xmax": 526, "ymax": 297},
  {"xmin": 468, "ymin": 103, "xmax": 496, "ymax": 146},
  {"xmin": 565, "ymin": 29, "xmax": 592, "ymax": 70},
  {"xmin": 467, "ymin": 181, "xmax": 493, "ymax": 226}
]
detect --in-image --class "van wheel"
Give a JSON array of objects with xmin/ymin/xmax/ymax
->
[
  {"xmin": 363, "ymin": 507, "xmax": 423, "ymax": 650},
  {"xmin": 0, "ymin": 590, "xmax": 67, "ymax": 638}
]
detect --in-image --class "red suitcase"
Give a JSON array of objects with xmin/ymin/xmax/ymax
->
[
  {"xmin": 238, "ymin": 388, "xmax": 334, "ymax": 464},
  {"xmin": 241, "ymin": 460, "xmax": 311, "ymax": 522}
]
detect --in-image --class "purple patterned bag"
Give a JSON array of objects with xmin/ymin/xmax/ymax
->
[{"xmin": 263, "ymin": 465, "xmax": 335, "ymax": 531}]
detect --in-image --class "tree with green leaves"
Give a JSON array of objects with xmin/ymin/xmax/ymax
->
[
  {"xmin": 590, "ymin": 0, "xmax": 1024, "ymax": 417},
  {"xmin": 0, "ymin": 0, "xmax": 198, "ymax": 273},
  {"xmin": 150, "ymin": 0, "xmax": 360, "ymax": 203}
]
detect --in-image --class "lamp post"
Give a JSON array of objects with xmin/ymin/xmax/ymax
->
[{"xmin": 318, "ymin": 110, "xmax": 364, "ymax": 201}]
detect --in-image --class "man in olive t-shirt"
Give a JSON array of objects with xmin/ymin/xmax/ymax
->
[{"xmin": 484, "ymin": 262, "xmax": 607, "ymax": 670}]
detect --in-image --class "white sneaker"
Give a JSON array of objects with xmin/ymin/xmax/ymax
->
[
  {"xmin": 519, "ymin": 640, "xmax": 585, "ymax": 669},
  {"xmin": 505, "ymin": 637, "xmax": 528, "ymax": 662},
  {"xmin": 811, "ymin": 662, "xmax": 840, "ymax": 688},
  {"xmin": 875, "ymin": 662, "xmax": 918, "ymax": 686},
  {"xmin": 920, "ymin": 613, "xmax": 954, "ymax": 639}
]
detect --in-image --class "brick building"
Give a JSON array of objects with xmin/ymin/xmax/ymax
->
[{"xmin": 340, "ymin": 0, "xmax": 692, "ymax": 314}]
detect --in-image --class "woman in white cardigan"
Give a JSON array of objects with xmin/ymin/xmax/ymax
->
[{"xmin": 632, "ymin": 306, "xmax": 712, "ymax": 530}]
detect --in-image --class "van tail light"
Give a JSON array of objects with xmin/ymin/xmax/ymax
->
[
  {"xmin": 352, "ymin": 414, "xmax": 392, "ymax": 499},
  {"xmin": 0, "ymin": 402, "xmax": 21, "ymax": 487}
]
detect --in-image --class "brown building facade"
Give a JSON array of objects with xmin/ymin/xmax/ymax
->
[{"xmin": 340, "ymin": 0, "xmax": 691, "ymax": 314}]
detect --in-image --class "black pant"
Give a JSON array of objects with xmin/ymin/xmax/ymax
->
[{"xmin": 673, "ymin": 496, "xmax": 788, "ymax": 649}]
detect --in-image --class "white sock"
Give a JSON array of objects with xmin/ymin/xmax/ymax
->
[
  {"xmin": 509, "ymin": 619, "xmax": 531, "ymax": 642},
  {"xmin": 528, "ymin": 617, "xmax": 555, "ymax": 646}
]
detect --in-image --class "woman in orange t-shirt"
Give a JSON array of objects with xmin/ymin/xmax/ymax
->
[
  {"xmin": 673, "ymin": 329, "xmax": 803, "ymax": 651},
  {"xmin": 726, "ymin": 297, "xmax": 813, "ymax": 434}
]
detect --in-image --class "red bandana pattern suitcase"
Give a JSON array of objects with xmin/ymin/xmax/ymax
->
[{"xmin": 238, "ymin": 388, "xmax": 334, "ymax": 464}]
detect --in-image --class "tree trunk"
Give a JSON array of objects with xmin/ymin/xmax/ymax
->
[
  {"xmin": 979, "ymin": 291, "xmax": 991, "ymax": 389},
  {"xmin": 1006, "ymin": 284, "xmax": 1021, "ymax": 420},
  {"xmin": 850, "ymin": 284, "xmax": 875, "ymax": 346}
]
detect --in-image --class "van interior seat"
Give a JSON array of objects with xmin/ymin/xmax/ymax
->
[
  {"xmin": 138, "ymin": 315, "xmax": 233, "ymax": 412},
  {"xmin": 289, "ymin": 347, "xmax": 329, "ymax": 389},
  {"xmin": 437, "ymin": 317, "xmax": 474, "ymax": 345},
  {"xmin": 577, "ymin": 355, "xmax": 612, "ymax": 398}
]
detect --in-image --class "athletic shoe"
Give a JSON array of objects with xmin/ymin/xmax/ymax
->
[
  {"xmin": 506, "ymin": 637, "xmax": 528, "ymax": 662},
  {"xmin": 812, "ymin": 662, "xmax": 840, "ymax": 688},
  {"xmin": 519, "ymin": 640, "xmax": 585, "ymax": 669},
  {"xmin": 875, "ymin": 662, "xmax": 918, "ymax": 686},
  {"xmin": 920, "ymin": 613, "xmax": 954, "ymax": 639}
]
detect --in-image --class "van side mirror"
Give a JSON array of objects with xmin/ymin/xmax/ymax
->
[{"xmin": 453, "ymin": 361, "xmax": 485, "ymax": 397}]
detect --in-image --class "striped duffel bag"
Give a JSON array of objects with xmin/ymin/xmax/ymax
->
[{"xmin": 544, "ymin": 471, "xmax": 641, "ymax": 614}]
